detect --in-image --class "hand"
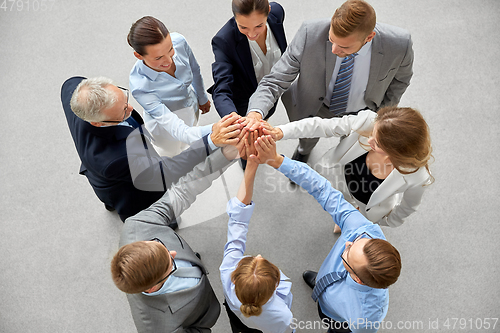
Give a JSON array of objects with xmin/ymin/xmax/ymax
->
[
  {"xmin": 244, "ymin": 130, "xmax": 259, "ymax": 166},
  {"xmin": 260, "ymin": 121, "xmax": 283, "ymax": 141},
  {"xmin": 249, "ymin": 135, "xmax": 284, "ymax": 168},
  {"xmin": 240, "ymin": 111, "xmax": 263, "ymax": 132},
  {"xmin": 211, "ymin": 113, "xmax": 243, "ymax": 147},
  {"xmin": 199, "ymin": 100, "xmax": 211, "ymax": 114}
]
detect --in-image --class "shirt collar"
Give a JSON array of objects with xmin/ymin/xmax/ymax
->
[
  {"xmin": 346, "ymin": 271, "xmax": 377, "ymax": 292},
  {"xmin": 137, "ymin": 59, "xmax": 160, "ymax": 81},
  {"xmin": 356, "ymin": 39, "xmax": 372, "ymax": 57}
]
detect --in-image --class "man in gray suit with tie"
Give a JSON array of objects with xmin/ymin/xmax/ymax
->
[
  {"xmin": 111, "ymin": 145, "xmax": 241, "ymax": 333},
  {"xmin": 246, "ymin": 0, "xmax": 413, "ymax": 163}
]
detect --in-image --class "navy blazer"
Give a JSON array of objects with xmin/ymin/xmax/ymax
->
[
  {"xmin": 61, "ymin": 76, "xmax": 212, "ymax": 221},
  {"xmin": 208, "ymin": 2, "xmax": 287, "ymax": 118}
]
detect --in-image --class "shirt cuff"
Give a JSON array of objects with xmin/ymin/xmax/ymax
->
[
  {"xmin": 247, "ymin": 108, "xmax": 264, "ymax": 118},
  {"xmin": 203, "ymin": 125, "xmax": 218, "ymax": 151},
  {"xmin": 227, "ymin": 197, "xmax": 255, "ymax": 222}
]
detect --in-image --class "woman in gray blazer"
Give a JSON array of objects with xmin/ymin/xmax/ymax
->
[{"xmin": 263, "ymin": 106, "xmax": 433, "ymax": 228}]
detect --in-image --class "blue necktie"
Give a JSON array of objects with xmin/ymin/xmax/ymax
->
[
  {"xmin": 329, "ymin": 53, "xmax": 358, "ymax": 115},
  {"xmin": 311, "ymin": 270, "xmax": 348, "ymax": 302},
  {"xmin": 126, "ymin": 116, "xmax": 141, "ymax": 129}
]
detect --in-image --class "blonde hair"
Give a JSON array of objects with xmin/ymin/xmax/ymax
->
[
  {"xmin": 231, "ymin": 256, "xmax": 280, "ymax": 317},
  {"xmin": 370, "ymin": 106, "xmax": 434, "ymax": 183},
  {"xmin": 111, "ymin": 241, "xmax": 170, "ymax": 294}
]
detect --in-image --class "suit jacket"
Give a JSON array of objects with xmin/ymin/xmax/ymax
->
[
  {"xmin": 120, "ymin": 150, "xmax": 232, "ymax": 332},
  {"xmin": 248, "ymin": 19, "xmax": 414, "ymax": 121},
  {"xmin": 278, "ymin": 111, "xmax": 430, "ymax": 227},
  {"xmin": 62, "ymin": 76, "xmax": 213, "ymax": 221},
  {"xmin": 208, "ymin": 2, "xmax": 288, "ymax": 118}
]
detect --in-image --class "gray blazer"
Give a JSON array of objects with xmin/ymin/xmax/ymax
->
[
  {"xmin": 248, "ymin": 19, "xmax": 413, "ymax": 120},
  {"xmin": 119, "ymin": 149, "xmax": 233, "ymax": 333}
]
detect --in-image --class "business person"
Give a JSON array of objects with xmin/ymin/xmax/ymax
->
[
  {"xmin": 63, "ymin": 76, "xmax": 241, "ymax": 223},
  {"xmin": 250, "ymin": 136, "xmax": 401, "ymax": 333},
  {"xmin": 262, "ymin": 106, "xmax": 433, "ymax": 228},
  {"xmin": 247, "ymin": 0, "xmax": 414, "ymax": 164},
  {"xmin": 220, "ymin": 131, "xmax": 294, "ymax": 333},
  {"xmin": 111, "ymin": 142, "xmax": 243, "ymax": 333},
  {"xmin": 129, "ymin": 16, "xmax": 213, "ymax": 157},
  {"xmin": 209, "ymin": 0, "xmax": 290, "ymax": 120}
]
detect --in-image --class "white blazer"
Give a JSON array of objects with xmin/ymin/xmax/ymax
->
[{"xmin": 278, "ymin": 111, "xmax": 431, "ymax": 227}]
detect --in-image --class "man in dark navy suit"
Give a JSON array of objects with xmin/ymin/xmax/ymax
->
[{"xmin": 62, "ymin": 76, "xmax": 242, "ymax": 224}]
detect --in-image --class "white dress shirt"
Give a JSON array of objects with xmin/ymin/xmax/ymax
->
[
  {"xmin": 326, "ymin": 40, "xmax": 372, "ymax": 113},
  {"xmin": 248, "ymin": 23, "xmax": 282, "ymax": 83}
]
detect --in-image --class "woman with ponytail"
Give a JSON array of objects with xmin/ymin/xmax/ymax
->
[{"xmin": 220, "ymin": 131, "xmax": 294, "ymax": 333}]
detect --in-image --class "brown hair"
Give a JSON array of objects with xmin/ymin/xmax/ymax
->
[
  {"xmin": 375, "ymin": 106, "xmax": 434, "ymax": 183},
  {"xmin": 127, "ymin": 16, "xmax": 169, "ymax": 56},
  {"xmin": 357, "ymin": 239, "xmax": 401, "ymax": 289},
  {"xmin": 111, "ymin": 241, "xmax": 170, "ymax": 294},
  {"xmin": 330, "ymin": 0, "xmax": 376, "ymax": 39},
  {"xmin": 232, "ymin": 0, "xmax": 270, "ymax": 17},
  {"xmin": 231, "ymin": 256, "xmax": 280, "ymax": 317}
]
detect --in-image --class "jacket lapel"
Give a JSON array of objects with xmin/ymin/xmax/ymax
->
[
  {"xmin": 233, "ymin": 21, "xmax": 258, "ymax": 89},
  {"xmin": 325, "ymin": 40, "xmax": 336, "ymax": 96},
  {"xmin": 365, "ymin": 25, "xmax": 383, "ymax": 108},
  {"xmin": 366, "ymin": 169, "xmax": 406, "ymax": 209}
]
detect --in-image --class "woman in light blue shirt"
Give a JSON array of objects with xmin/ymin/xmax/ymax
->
[
  {"xmin": 128, "ymin": 16, "xmax": 212, "ymax": 157},
  {"xmin": 220, "ymin": 132, "xmax": 294, "ymax": 333}
]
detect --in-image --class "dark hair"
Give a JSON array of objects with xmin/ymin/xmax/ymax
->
[
  {"xmin": 128, "ymin": 16, "xmax": 169, "ymax": 56},
  {"xmin": 331, "ymin": 0, "xmax": 376, "ymax": 39},
  {"xmin": 232, "ymin": 0, "xmax": 269, "ymax": 16},
  {"xmin": 357, "ymin": 239, "xmax": 401, "ymax": 289}
]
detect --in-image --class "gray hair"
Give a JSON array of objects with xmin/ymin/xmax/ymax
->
[{"xmin": 70, "ymin": 77, "xmax": 117, "ymax": 122}]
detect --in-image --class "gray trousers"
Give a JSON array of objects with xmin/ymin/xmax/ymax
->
[{"xmin": 297, "ymin": 104, "xmax": 336, "ymax": 155}]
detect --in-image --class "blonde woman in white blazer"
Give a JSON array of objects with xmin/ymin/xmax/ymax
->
[{"xmin": 262, "ymin": 107, "xmax": 433, "ymax": 228}]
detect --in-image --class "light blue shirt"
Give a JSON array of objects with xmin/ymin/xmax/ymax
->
[
  {"xmin": 130, "ymin": 32, "xmax": 212, "ymax": 146},
  {"xmin": 220, "ymin": 198, "xmax": 294, "ymax": 333},
  {"xmin": 278, "ymin": 157, "xmax": 389, "ymax": 333},
  {"xmin": 142, "ymin": 259, "xmax": 201, "ymax": 296}
]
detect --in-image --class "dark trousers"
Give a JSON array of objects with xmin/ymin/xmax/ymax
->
[
  {"xmin": 318, "ymin": 303, "xmax": 352, "ymax": 333},
  {"xmin": 223, "ymin": 300, "xmax": 263, "ymax": 333}
]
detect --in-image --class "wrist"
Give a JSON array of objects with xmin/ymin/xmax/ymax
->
[{"xmin": 267, "ymin": 155, "xmax": 284, "ymax": 169}]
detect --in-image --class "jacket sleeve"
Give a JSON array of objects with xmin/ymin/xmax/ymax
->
[
  {"xmin": 247, "ymin": 20, "xmax": 308, "ymax": 118},
  {"xmin": 278, "ymin": 110, "xmax": 376, "ymax": 140},
  {"xmin": 210, "ymin": 34, "xmax": 238, "ymax": 117},
  {"xmin": 377, "ymin": 178, "xmax": 428, "ymax": 228}
]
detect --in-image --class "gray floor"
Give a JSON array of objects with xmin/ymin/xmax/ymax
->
[{"xmin": 1, "ymin": 0, "xmax": 499, "ymax": 332}]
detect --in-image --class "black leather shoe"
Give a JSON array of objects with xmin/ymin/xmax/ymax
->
[
  {"xmin": 104, "ymin": 204, "xmax": 115, "ymax": 212},
  {"xmin": 303, "ymin": 270, "xmax": 317, "ymax": 289},
  {"xmin": 291, "ymin": 147, "xmax": 310, "ymax": 164}
]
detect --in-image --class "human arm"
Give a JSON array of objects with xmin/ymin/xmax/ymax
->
[
  {"xmin": 378, "ymin": 174, "xmax": 429, "ymax": 227},
  {"xmin": 275, "ymin": 110, "xmax": 376, "ymax": 140},
  {"xmin": 210, "ymin": 33, "xmax": 239, "ymax": 118},
  {"xmin": 246, "ymin": 20, "xmax": 308, "ymax": 119},
  {"xmin": 182, "ymin": 34, "xmax": 210, "ymax": 109},
  {"xmin": 252, "ymin": 136, "xmax": 368, "ymax": 233}
]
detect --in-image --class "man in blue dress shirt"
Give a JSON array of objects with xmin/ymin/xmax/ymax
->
[{"xmin": 250, "ymin": 136, "xmax": 401, "ymax": 333}]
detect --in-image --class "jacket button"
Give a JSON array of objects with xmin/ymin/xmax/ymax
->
[{"xmin": 319, "ymin": 97, "xmax": 324, "ymax": 101}]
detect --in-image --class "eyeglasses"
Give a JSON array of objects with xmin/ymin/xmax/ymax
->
[
  {"xmin": 102, "ymin": 86, "xmax": 129, "ymax": 124},
  {"xmin": 340, "ymin": 232, "xmax": 373, "ymax": 284},
  {"xmin": 151, "ymin": 238, "xmax": 177, "ymax": 285}
]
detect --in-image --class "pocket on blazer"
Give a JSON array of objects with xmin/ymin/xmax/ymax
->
[{"xmin": 378, "ymin": 68, "xmax": 397, "ymax": 81}]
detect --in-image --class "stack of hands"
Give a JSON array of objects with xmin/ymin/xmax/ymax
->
[{"xmin": 210, "ymin": 112, "xmax": 285, "ymax": 166}]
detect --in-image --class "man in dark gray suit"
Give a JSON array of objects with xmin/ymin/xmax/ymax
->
[
  {"xmin": 246, "ymin": 0, "xmax": 413, "ymax": 164},
  {"xmin": 111, "ymin": 145, "xmax": 241, "ymax": 333}
]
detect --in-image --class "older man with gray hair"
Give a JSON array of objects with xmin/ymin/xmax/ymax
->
[{"xmin": 62, "ymin": 76, "xmax": 242, "ymax": 224}]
